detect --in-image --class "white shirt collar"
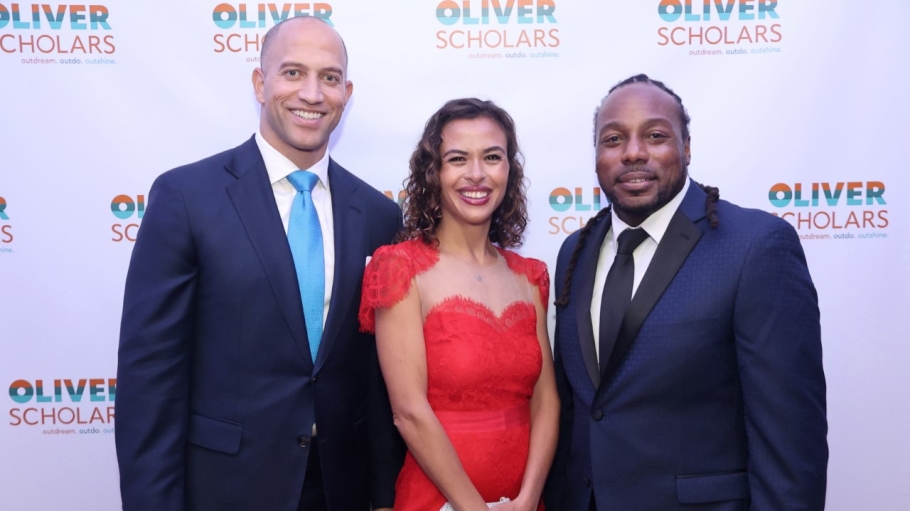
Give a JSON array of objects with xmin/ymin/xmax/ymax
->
[
  {"xmin": 255, "ymin": 130, "xmax": 330, "ymax": 190},
  {"xmin": 610, "ymin": 177, "xmax": 690, "ymax": 247}
]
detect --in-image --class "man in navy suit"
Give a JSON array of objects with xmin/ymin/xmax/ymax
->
[
  {"xmin": 544, "ymin": 74, "xmax": 827, "ymax": 510},
  {"xmin": 116, "ymin": 17, "xmax": 403, "ymax": 511}
]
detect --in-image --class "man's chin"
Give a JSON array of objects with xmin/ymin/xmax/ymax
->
[
  {"xmin": 287, "ymin": 137, "xmax": 330, "ymax": 154},
  {"xmin": 612, "ymin": 196, "xmax": 659, "ymax": 216}
]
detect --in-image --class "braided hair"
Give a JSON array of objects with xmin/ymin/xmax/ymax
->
[{"xmin": 555, "ymin": 75, "xmax": 720, "ymax": 307}]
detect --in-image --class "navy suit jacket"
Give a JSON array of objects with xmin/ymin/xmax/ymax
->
[
  {"xmin": 116, "ymin": 136, "xmax": 405, "ymax": 511},
  {"xmin": 545, "ymin": 181, "xmax": 827, "ymax": 510}
]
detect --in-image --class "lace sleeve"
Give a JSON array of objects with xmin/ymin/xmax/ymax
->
[
  {"xmin": 359, "ymin": 241, "xmax": 439, "ymax": 333},
  {"xmin": 526, "ymin": 258, "xmax": 551, "ymax": 312},
  {"xmin": 500, "ymin": 250, "xmax": 551, "ymax": 312}
]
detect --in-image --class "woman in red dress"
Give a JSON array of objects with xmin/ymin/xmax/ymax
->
[{"xmin": 360, "ymin": 98, "xmax": 558, "ymax": 511}]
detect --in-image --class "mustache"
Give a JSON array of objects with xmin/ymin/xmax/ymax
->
[{"xmin": 616, "ymin": 167, "xmax": 656, "ymax": 179}]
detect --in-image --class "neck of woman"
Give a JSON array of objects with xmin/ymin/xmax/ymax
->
[{"xmin": 435, "ymin": 220, "xmax": 498, "ymax": 265}]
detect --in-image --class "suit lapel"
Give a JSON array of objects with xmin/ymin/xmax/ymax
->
[
  {"xmin": 573, "ymin": 212, "xmax": 613, "ymax": 389},
  {"xmin": 225, "ymin": 137, "xmax": 312, "ymax": 368},
  {"xmin": 599, "ymin": 182, "xmax": 707, "ymax": 385},
  {"xmin": 315, "ymin": 160, "xmax": 364, "ymax": 372}
]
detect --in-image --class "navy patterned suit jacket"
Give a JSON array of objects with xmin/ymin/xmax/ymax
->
[{"xmin": 545, "ymin": 180, "xmax": 827, "ymax": 510}]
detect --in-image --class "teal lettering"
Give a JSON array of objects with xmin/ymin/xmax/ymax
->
[
  {"xmin": 89, "ymin": 5, "xmax": 111, "ymax": 30},
  {"xmin": 768, "ymin": 184, "xmax": 792, "ymax": 208},
  {"xmin": 685, "ymin": 0, "xmax": 700, "ymax": 21},
  {"xmin": 549, "ymin": 188, "xmax": 572, "ymax": 212},
  {"xmin": 0, "ymin": 5, "xmax": 9, "ymax": 29},
  {"xmin": 239, "ymin": 5, "xmax": 255, "ymax": 28},
  {"xmin": 758, "ymin": 0, "xmax": 779, "ymax": 19},
  {"xmin": 517, "ymin": 0, "xmax": 533, "ymax": 23},
  {"xmin": 9, "ymin": 380, "xmax": 33, "ymax": 404},
  {"xmin": 846, "ymin": 182, "xmax": 862, "ymax": 206},
  {"xmin": 70, "ymin": 5, "xmax": 87, "ymax": 30},
  {"xmin": 65, "ymin": 379, "xmax": 87, "ymax": 402},
  {"xmin": 822, "ymin": 183, "xmax": 844, "ymax": 206},
  {"xmin": 269, "ymin": 3, "xmax": 291, "ymax": 22},
  {"xmin": 90, "ymin": 379, "xmax": 106, "ymax": 402},
  {"xmin": 713, "ymin": 0, "xmax": 735, "ymax": 21},
  {"xmin": 42, "ymin": 5, "xmax": 67, "ymax": 29},
  {"xmin": 13, "ymin": 4, "xmax": 29, "ymax": 28},
  {"xmin": 739, "ymin": 0, "xmax": 755, "ymax": 20},
  {"xmin": 437, "ymin": 0, "xmax": 460, "ymax": 25},
  {"xmin": 537, "ymin": 0, "xmax": 555, "ymax": 23},
  {"xmin": 463, "ymin": 2, "xmax": 480, "ymax": 24},
  {"xmin": 866, "ymin": 182, "xmax": 886, "ymax": 205},
  {"xmin": 492, "ymin": 0, "xmax": 515, "ymax": 24},
  {"xmin": 36, "ymin": 380, "xmax": 52, "ymax": 403},
  {"xmin": 793, "ymin": 184, "xmax": 809, "ymax": 207}
]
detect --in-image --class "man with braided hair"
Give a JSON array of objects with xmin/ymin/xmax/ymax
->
[{"xmin": 544, "ymin": 74, "xmax": 827, "ymax": 511}]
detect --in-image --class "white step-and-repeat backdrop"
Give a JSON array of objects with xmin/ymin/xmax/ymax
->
[{"xmin": 2, "ymin": 1, "xmax": 908, "ymax": 509}]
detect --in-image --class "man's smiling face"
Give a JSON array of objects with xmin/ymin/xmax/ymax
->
[{"xmin": 253, "ymin": 18, "xmax": 352, "ymax": 170}]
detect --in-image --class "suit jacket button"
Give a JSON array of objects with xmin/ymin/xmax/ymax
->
[
  {"xmin": 583, "ymin": 476, "xmax": 591, "ymax": 488},
  {"xmin": 592, "ymin": 410, "xmax": 603, "ymax": 421},
  {"xmin": 297, "ymin": 435, "xmax": 310, "ymax": 448}
]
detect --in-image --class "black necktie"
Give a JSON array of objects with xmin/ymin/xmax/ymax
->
[{"xmin": 598, "ymin": 228, "xmax": 650, "ymax": 374}]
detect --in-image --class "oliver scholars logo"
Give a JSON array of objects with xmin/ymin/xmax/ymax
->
[
  {"xmin": 768, "ymin": 180, "xmax": 890, "ymax": 241},
  {"xmin": 656, "ymin": 0, "xmax": 782, "ymax": 57},
  {"xmin": 0, "ymin": 3, "xmax": 116, "ymax": 65},
  {"xmin": 8, "ymin": 378, "xmax": 116, "ymax": 435},
  {"xmin": 435, "ymin": 0, "xmax": 560, "ymax": 59},
  {"xmin": 212, "ymin": 2, "xmax": 334, "ymax": 60},
  {"xmin": 546, "ymin": 186, "xmax": 606, "ymax": 236},
  {"xmin": 111, "ymin": 194, "xmax": 144, "ymax": 242}
]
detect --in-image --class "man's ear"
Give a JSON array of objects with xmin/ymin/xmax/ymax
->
[{"xmin": 252, "ymin": 67, "xmax": 265, "ymax": 104}]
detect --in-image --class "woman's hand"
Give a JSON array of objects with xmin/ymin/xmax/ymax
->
[{"xmin": 492, "ymin": 493, "xmax": 537, "ymax": 511}]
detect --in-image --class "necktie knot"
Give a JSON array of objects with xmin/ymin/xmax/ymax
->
[
  {"xmin": 616, "ymin": 228, "xmax": 649, "ymax": 255},
  {"xmin": 287, "ymin": 170, "xmax": 319, "ymax": 193}
]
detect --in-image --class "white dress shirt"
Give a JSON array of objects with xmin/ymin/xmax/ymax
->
[
  {"xmin": 591, "ymin": 178, "xmax": 690, "ymax": 363},
  {"xmin": 255, "ymin": 131, "xmax": 335, "ymax": 329}
]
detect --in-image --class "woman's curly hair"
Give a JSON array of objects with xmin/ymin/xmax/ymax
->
[{"xmin": 396, "ymin": 98, "xmax": 528, "ymax": 249}]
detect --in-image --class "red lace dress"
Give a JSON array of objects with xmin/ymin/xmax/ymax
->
[{"xmin": 360, "ymin": 239, "xmax": 549, "ymax": 511}]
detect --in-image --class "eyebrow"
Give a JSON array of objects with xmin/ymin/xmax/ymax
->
[
  {"xmin": 442, "ymin": 146, "xmax": 506, "ymax": 157},
  {"xmin": 277, "ymin": 61, "xmax": 345, "ymax": 75},
  {"xmin": 599, "ymin": 117, "xmax": 672, "ymax": 132}
]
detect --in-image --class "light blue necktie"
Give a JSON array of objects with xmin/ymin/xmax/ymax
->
[{"xmin": 287, "ymin": 170, "xmax": 324, "ymax": 361}]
